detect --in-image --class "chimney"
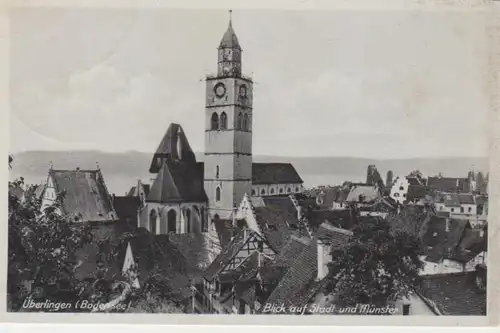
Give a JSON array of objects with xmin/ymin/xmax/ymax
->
[
  {"xmin": 316, "ymin": 239, "xmax": 332, "ymax": 281},
  {"xmin": 445, "ymin": 218, "xmax": 450, "ymax": 232}
]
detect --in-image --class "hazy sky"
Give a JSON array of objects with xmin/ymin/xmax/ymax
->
[{"xmin": 10, "ymin": 7, "xmax": 489, "ymax": 158}]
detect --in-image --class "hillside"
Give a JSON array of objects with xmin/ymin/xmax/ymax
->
[{"xmin": 9, "ymin": 150, "xmax": 488, "ymax": 195}]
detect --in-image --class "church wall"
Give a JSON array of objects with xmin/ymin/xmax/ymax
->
[
  {"xmin": 251, "ymin": 183, "xmax": 303, "ymax": 197},
  {"xmin": 144, "ymin": 202, "xmax": 206, "ymax": 234},
  {"xmin": 206, "ymin": 78, "xmax": 238, "ymax": 107}
]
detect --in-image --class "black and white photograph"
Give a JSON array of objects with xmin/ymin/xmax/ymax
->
[{"xmin": 6, "ymin": 2, "xmax": 494, "ymax": 321}]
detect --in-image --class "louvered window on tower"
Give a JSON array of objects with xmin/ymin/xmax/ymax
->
[
  {"xmin": 211, "ymin": 112, "xmax": 219, "ymax": 130},
  {"xmin": 220, "ymin": 112, "xmax": 227, "ymax": 129}
]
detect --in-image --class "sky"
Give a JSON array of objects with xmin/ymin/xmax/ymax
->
[{"xmin": 9, "ymin": 7, "xmax": 490, "ymax": 158}]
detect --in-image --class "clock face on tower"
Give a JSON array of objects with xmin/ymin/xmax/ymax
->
[{"xmin": 214, "ymin": 82, "xmax": 226, "ymax": 98}]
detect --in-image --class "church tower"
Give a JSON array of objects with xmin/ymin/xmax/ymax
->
[{"xmin": 204, "ymin": 12, "xmax": 253, "ymax": 219}]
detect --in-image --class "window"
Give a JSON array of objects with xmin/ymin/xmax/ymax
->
[
  {"xmin": 461, "ymin": 207, "xmax": 464, "ymax": 213},
  {"xmin": 216, "ymin": 165, "xmax": 219, "ymax": 179},
  {"xmin": 211, "ymin": 112, "xmax": 219, "ymax": 130},
  {"xmin": 295, "ymin": 187, "xmax": 299, "ymax": 192},
  {"xmin": 279, "ymin": 188, "xmax": 284, "ymax": 194},
  {"xmin": 287, "ymin": 188, "xmax": 291, "ymax": 193},
  {"xmin": 399, "ymin": 186, "xmax": 404, "ymax": 191},
  {"xmin": 216, "ymin": 187, "xmax": 221, "ymax": 202},
  {"xmin": 237, "ymin": 112, "xmax": 243, "ymax": 130},
  {"xmin": 261, "ymin": 189, "xmax": 266, "ymax": 195},
  {"xmin": 243, "ymin": 114, "xmax": 249, "ymax": 131},
  {"xmin": 186, "ymin": 209, "xmax": 191, "ymax": 233},
  {"xmin": 394, "ymin": 193, "xmax": 400, "ymax": 197},
  {"xmin": 402, "ymin": 304, "xmax": 410, "ymax": 316},
  {"xmin": 149, "ymin": 210, "xmax": 157, "ymax": 234},
  {"xmin": 251, "ymin": 189, "xmax": 256, "ymax": 196},
  {"xmin": 167, "ymin": 210, "xmax": 177, "ymax": 233},
  {"xmin": 220, "ymin": 112, "xmax": 227, "ymax": 130},
  {"xmin": 403, "ymin": 193, "xmax": 406, "ymax": 197},
  {"xmin": 258, "ymin": 241, "xmax": 264, "ymax": 252},
  {"xmin": 451, "ymin": 208, "xmax": 455, "ymax": 213},
  {"xmin": 270, "ymin": 188, "xmax": 275, "ymax": 195},
  {"xmin": 468, "ymin": 207, "xmax": 472, "ymax": 212}
]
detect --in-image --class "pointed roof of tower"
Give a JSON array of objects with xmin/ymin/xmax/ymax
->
[
  {"xmin": 149, "ymin": 123, "xmax": 196, "ymax": 173},
  {"xmin": 219, "ymin": 10, "xmax": 241, "ymax": 49}
]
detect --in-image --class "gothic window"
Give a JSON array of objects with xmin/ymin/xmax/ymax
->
[
  {"xmin": 295, "ymin": 187, "xmax": 299, "ymax": 192},
  {"xmin": 211, "ymin": 112, "xmax": 219, "ymax": 130},
  {"xmin": 270, "ymin": 188, "xmax": 275, "ymax": 195},
  {"xmin": 149, "ymin": 210, "xmax": 157, "ymax": 234},
  {"xmin": 287, "ymin": 188, "xmax": 291, "ymax": 193},
  {"xmin": 216, "ymin": 187, "xmax": 221, "ymax": 202},
  {"xmin": 243, "ymin": 114, "xmax": 249, "ymax": 131},
  {"xmin": 251, "ymin": 189, "xmax": 256, "ymax": 196},
  {"xmin": 167, "ymin": 209, "xmax": 177, "ymax": 233},
  {"xmin": 279, "ymin": 188, "xmax": 284, "ymax": 194},
  {"xmin": 220, "ymin": 112, "xmax": 228, "ymax": 130},
  {"xmin": 216, "ymin": 165, "xmax": 220, "ymax": 179},
  {"xmin": 261, "ymin": 189, "xmax": 266, "ymax": 195},
  {"xmin": 186, "ymin": 209, "xmax": 192, "ymax": 233},
  {"xmin": 237, "ymin": 112, "xmax": 243, "ymax": 130}
]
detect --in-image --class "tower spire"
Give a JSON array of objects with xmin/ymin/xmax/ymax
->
[{"xmin": 229, "ymin": 9, "xmax": 232, "ymax": 26}]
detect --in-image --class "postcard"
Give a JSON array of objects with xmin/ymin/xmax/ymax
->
[{"xmin": 2, "ymin": 0, "xmax": 499, "ymax": 326}]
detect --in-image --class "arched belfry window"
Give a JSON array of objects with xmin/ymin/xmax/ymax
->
[
  {"xmin": 237, "ymin": 112, "xmax": 243, "ymax": 130},
  {"xmin": 149, "ymin": 210, "xmax": 157, "ymax": 234},
  {"xmin": 167, "ymin": 209, "xmax": 177, "ymax": 233},
  {"xmin": 243, "ymin": 114, "xmax": 249, "ymax": 131},
  {"xmin": 216, "ymin": 187, "xmax": 221, "ymax": 202},
  {"xmin": 211, "ymin": 112, "xmax": 219, "ymax": 130},
  {"xmin": 220, "ymin": 112, "xmax": 227, "ymax": 130},
  {"xmin": 216, "ymin": 165, "xmax": 220, "ymax": 179}
]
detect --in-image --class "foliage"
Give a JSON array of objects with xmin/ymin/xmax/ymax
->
[
  {"xmin": 326, "ymin": 217, "xmax": 423, "ymax": 307},
  {"xmin": 8, "ymin": 176, "xmax": 96, "ymax": 311}
]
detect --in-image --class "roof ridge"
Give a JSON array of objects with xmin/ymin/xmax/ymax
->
[{"xmin": 318, "ymin": 222, "xmax": 354, "ymax": 236}]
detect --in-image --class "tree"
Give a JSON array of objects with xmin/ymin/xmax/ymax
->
[
  {"xmin": 326, "ymin": 217, "xmax": 423, "ymax": 308},
  {"xmin": 8, "ymin": 159, "xmax": 95, "ymax": 311}
]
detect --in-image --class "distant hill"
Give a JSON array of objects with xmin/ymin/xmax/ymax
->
[{"xmin": 9, "ymin": 150, "xmax": 488, "ymax": 195}]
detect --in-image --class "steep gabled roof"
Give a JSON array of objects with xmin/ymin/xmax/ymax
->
[
  {"xmin": 253, "ymin": 196, "xmax": 305, "ymax": 252},
  {"xmin": 261, "ymin": 223, "xmax": 352, "ymax": 312},
  {"xmin": 149, "ymin": 123, "xmax": 196, "ymax": 174},
  {"xmin": 49, "ymin": 169, "xmax": 117, "ymax": 222},
  {"xmin": 147, "ymin": 161, "xmax": 206, "ymax": 203},
  {"xmin": 252, "ymin": 163, "xmax": 303, "ymax": 185},
  {"xmin": 421, "ymin": 216, "xmax": 470, "ymax": 262}
]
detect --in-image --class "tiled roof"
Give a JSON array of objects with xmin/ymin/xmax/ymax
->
[
  {"xmin": 261, "ymin": 223, "xmax": 352, "ymax": 312},
  {"xmin": 147, "ymin": 160, "xmax": 207, "ymax": 203},
  {"xmin": 168, "ymin": 233, "xmax": 213, "ymax": 277},
  {"xmin": 345, "ymin": 185, "xmax": 379, "ymax": 203},
  {"xmin": 406, "ymin": 185, "xmax": 433, "ymax": 202},
  {"xmin": 49, "ymin": 169, "xmax": 117, "ymax": 222},
  {"xmin": 149, "ymin": 123, "xmax": 197, "ymax": 173},
  {"xmin": 253, "ymin": 196, "xmax": 303, "ymax": 252},
  {"xmin": 272, "ymin": 235, "xmax": 310, "ymax": 268},
  {"xmin": 252, "ymin": 163, "xmax": 303, "ymax": 185},
  {"xmin": 419, "ymin": 272, "xmax": 486, "ymax": 315},
  {"xmin": 127, "ymin": 184, "xmax": 150, "ymax": 197},
  {"xmin": 421, "ymin": 216, "xmax": 469, "ymax": 262},
  {"xmin": 458, "ymin": 193, "xmax": 475, "ymax": 205},
  {"xmin": 426, "ymin": 177, "xmax": 469, "ymax": 193},
  {"xmin": 475, "ymin": 195, "xmax": 488, "ymax": 205},
  {"xmin": 213, "ymin": 218, "xmax": 234, "ymax": 249},
  {"xmin": 307, "ymin": 209, "xmax": 354, "ymax": 232}
]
